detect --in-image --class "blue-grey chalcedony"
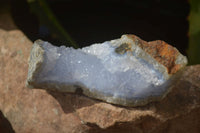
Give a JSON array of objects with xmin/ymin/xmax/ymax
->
[{"xmin": 26, "ymin": 34, "xmax": 187, "ymax": 107}]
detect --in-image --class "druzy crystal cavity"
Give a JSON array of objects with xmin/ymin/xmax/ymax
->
[{"xmin": 26, "ymin": 35, "xmax": 187, "ymax": 107}]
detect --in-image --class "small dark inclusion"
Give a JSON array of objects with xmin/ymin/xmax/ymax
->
[{"xmin": 115, "ymin": 43, "xmax": 131, "ymax": 55}]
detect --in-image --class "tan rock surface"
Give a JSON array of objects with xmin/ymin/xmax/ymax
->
[
  {"xmin": 0, "ymin": 10, "xmax": 200, "ymax": 133},
  {"xmin": 0, "ymin": 28, "xmax": 200, "ymax": 133},
  {"xmin": 0, "ymin": 26, "xmax": 89, "ymax": 132}
]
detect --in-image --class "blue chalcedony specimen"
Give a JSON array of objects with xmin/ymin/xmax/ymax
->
[{"xmin": 26, "ymin": 35, "xmax": 187, "ymax": 107}]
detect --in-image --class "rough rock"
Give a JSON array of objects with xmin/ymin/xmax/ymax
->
[
  {"xmin": 0, "ymin": 29, "xmax": 90, "ymax": 132},
  {"xmin": 0, "ymin": 29, "xmax": 200, "ymax": 133},
  {"xmin": 0, "ymin": 13, "xmax": 200, "ymax": 133},
  {"xmin": 26, "ymin": 35, "xmax": 187, "ymax": 107}
]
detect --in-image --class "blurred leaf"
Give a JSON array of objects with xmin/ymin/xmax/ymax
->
[
  {"xmin": 27, "ymin": 0, "xmax": 79, "ymax": 48},
  {"xmin": 188, "ymin": 0, "xmax": 200, "ymax": 64}
]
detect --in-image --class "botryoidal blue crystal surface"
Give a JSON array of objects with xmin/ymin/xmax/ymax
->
[{"xmin": 26, "ymin": 35, "xmax": 187, "ymax": 107}]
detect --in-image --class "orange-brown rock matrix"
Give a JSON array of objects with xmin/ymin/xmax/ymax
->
[{"xmin": 127, "ymin": 35, "xmax": 186, "ymax": 74}]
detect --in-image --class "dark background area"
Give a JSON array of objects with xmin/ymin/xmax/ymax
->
[{"xmin": 11, "ymin": 0, "xmax": 189, "ymax": 55}]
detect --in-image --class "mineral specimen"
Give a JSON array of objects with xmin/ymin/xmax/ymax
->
[{"xmin": 26, "ymin": 35, "xmax": 187, "ymax": 107}]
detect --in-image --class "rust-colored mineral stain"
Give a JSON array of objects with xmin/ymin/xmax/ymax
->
[{"xmin": 127, "ymin": 35, "xmax": 180, "ymax": 74}]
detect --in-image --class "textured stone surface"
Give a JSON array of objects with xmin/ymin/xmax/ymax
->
[
  {"xmin": 0, "ymin": 29, "xmax": 89, "ymax": 133},
  {"xmin": 0, "ymin": 28, "xmax": 200, "ymax": 133},
  {"xmin": 26, "ymin": 35, "xmax": 187, "ymax": 107}
]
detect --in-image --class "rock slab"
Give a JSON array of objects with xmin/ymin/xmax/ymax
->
[{"xmin": 0, "ymin": 29, "xmax": 200, "ymax": 133}]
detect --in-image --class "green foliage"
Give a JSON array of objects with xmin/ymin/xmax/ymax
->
[
  {"xmin": 27, "ymin": 0, "xmax": 79, "ymax": 48},
  {"xmin": 188, "ymin": 0, "xmax": 200, "ymax": 64}
]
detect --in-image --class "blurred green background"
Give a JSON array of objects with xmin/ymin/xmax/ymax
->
[
  {"xmin": 1, "ymin": 0, "xmax": 200, "ymax": 64},
  {"xmin": 188, "ymin": 0, "xmax": 200, "ymax": 64}
]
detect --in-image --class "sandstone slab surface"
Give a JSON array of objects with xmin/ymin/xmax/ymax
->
[{"xmin": 0, "ymin": 28, "xmax": 200, "ymax": 133}]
